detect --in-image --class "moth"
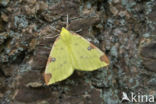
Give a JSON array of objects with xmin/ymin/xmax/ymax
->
[{"xmin": 44, "ymin": 27, "xmax": 109, "ymax": 85}]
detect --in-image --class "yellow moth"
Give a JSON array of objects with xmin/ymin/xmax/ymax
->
[{"xmin": 44, "ymin": 27, "xmax": 109, "ymax": 85}]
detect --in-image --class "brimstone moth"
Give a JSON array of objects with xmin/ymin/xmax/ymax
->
[{"xmin": 44, "ymin": 27, "xmax": 109, "ymax": 85}]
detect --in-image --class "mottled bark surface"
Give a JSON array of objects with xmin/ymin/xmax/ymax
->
[{"xmin": 0, "ymin": 0, "xmax": 155, "ymax": 104}]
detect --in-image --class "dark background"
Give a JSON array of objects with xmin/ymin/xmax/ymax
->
[{"xmin": 0, "ymin": 0, "xmax": 155, "ymax": 104}]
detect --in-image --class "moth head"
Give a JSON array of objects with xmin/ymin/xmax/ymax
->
[{"xmin": 60, "ymin": 27, "xmax": 71, "ymax": 41}]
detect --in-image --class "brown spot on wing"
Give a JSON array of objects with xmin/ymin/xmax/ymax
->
[
  {"xmin": 88, "ymin": 43, "xmax": 97, "ymax": 50},
  {"xmin": 55, "ymin": 37, "xmax": 60, "ymax": 41},
  {"xmin": 100, "ymin": 53, "xmax": 110, "ymax": 65},
  {"xmin": 47, "ymin": 57, "xmax": 52, "ymax": 64},
  {"xmin": 47, "ymin": 57, "xmax": 56, "ymax": 64},
  {"xmin": 90, "ymin": 43, "xmax": 97, "ymax": 49},
  {"xmin": 44, "ymin": 73, "xmax": 52, "ymax": 85}
]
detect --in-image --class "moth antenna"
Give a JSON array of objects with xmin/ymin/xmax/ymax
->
[
  {"xmin": 44, "ymin": 34, "xmax": 59, "ymax": 39},
  {"xmin": 75, "ymin": 29, "xmax": 82, "ymax": 33},
  {"xmin": 50, "ymin": 26, "xmax": 60, "ymax": 33},
  {"xmin": 66, "ymin": 14, "xmax": 69, "ymax": 29}
]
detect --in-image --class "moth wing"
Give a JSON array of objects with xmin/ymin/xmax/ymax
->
[
  {"xmin": 44, "ymin": 37, "xmax": 73, "ymax": 85},
  {"xmin": 71, "ymin": 32, "xmax": 109, "ymax": 71}
]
